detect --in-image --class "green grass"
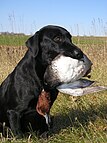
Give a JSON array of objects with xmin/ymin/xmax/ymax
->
[
  {"xmin": 0, "ymin": 34, "xmax": 29, "ymax": 46},
  {"xmin": 0, "ymin": 35, "xmax": 107, "ymax": 143},
  {"xmin": 72, "ymin": 36, "xmax": 107, "ymax": 45}
]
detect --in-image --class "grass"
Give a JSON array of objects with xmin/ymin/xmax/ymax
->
[
  {"xmin": 0, "ymin": 34, "xmax": 29, "ymax": 46},
  {"xmin": 0, "ymin": 35, "xmax": 107, "ymax": 143}
]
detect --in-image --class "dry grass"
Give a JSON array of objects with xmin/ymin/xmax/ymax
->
[
  {"xmin": 0, "ymin": 46, "xmax": 27, "ymax": 83},
  {"xmin": 0, "ymin": 36, "xmax": 107, "ymax": 143}
]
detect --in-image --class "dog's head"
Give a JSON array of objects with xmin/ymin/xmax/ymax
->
[
  {"xmin": 26, "ymin": 25, "xmax": 83, "ymax": 66},
  {"xmin": 26, "ymin": 25, "xmax": 92, "ymax": 89}
]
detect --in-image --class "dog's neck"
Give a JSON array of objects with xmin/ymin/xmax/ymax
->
[{"xmin": 23, "ymin": 51, "xmax": 47, "ymax": 85}]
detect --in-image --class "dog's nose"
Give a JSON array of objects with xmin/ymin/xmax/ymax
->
[{"xmin": 73, "ymin": 49, "xmax": 83, "ymax": 60}]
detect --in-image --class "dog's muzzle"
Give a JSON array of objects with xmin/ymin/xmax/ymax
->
[{"xmin": 44, "ymin": 54, "xmax": 92, "ymax": 88}]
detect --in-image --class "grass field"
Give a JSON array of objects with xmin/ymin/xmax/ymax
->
[{"xmin": 0, "ymin": 35, "xmax": 107, "ymax": 143}]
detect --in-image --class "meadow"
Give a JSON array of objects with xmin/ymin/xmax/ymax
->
[{"xmin": 0, "ymin": 34, "xmax": 107, "ymax": 143}]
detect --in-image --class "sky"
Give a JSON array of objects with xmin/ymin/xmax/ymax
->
[{"xmin": 0, "ymin": 0, "xmax": 107, "ymax": 36}]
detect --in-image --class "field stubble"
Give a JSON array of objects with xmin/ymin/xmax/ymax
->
[{"xmin": 0, "ymin": 36, "xmax": 107, "ymax": 143}]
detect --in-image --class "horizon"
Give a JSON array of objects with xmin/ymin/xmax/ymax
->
[{"xmin": 0, "ymin": 0, "xmax": 107, "ymax": 36}]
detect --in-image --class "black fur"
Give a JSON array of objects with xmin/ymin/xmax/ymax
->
[{"xmin": 0, "ymin": 25, "xmax": 83, "ymax": 137}]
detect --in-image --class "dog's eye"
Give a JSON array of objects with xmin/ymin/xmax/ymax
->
[{"xmin": 54, "ymin": 36, "xmax": 62, "ymax": 42}]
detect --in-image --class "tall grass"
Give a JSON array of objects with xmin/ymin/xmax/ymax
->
[{"xmin": 0, "ymin": 35, "xmax": 107, "ymax": 143}]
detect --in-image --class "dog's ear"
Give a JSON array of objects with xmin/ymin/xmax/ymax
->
[{"xmin": 26, "ymin": 31, "xmax": 39, "ymax": 57}]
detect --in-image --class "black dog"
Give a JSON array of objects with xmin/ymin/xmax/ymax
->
[{"xmin": 0, "ymin": 25, "xmax": 83, "ymax": 137}]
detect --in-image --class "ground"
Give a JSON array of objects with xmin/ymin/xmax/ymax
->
[{"xmin": 0, "ymin": 35, "xmax": 107, "ymax": 143}]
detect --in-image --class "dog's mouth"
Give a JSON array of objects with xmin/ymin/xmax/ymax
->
[{"xmin": 83, "ymin": 67, "xmax": 92, "ymax": 78}]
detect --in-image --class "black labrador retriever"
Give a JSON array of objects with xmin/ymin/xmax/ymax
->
[{"xmin": 0, "ymin": 25, "xmax": 83, "ymax": 137}]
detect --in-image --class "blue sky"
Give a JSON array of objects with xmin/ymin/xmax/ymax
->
[{"xmin": 0, "ymin": 0, "xmax": 107, "ymax": 36}]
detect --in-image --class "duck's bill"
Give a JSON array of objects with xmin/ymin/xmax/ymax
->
[{"xmin": 57, "ymin": 79, "xmax": 107, "ymax": 96}]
